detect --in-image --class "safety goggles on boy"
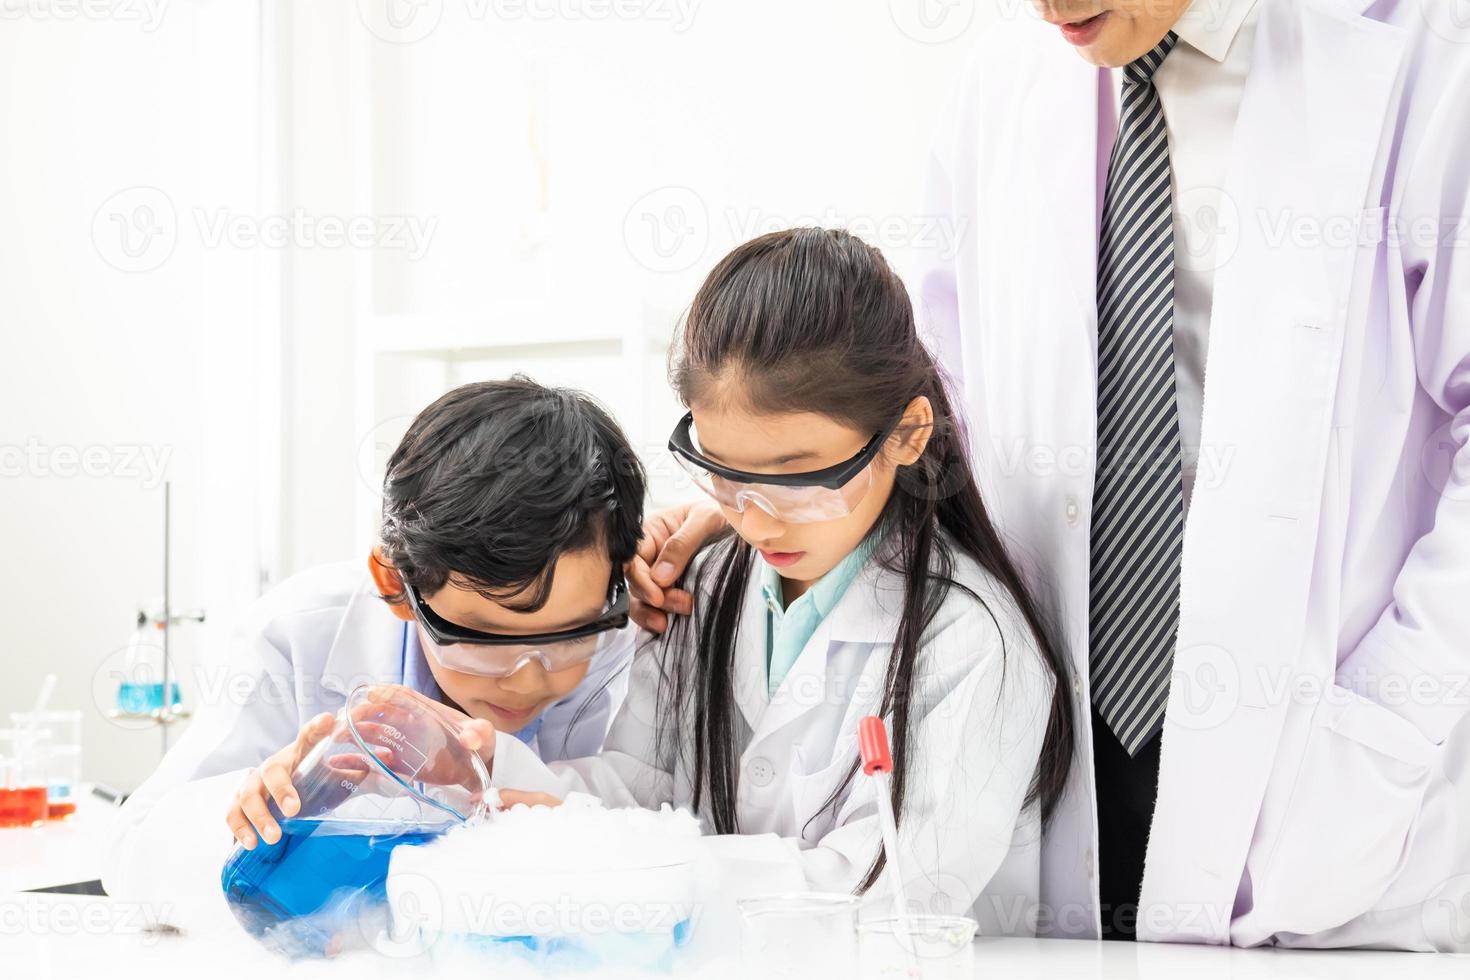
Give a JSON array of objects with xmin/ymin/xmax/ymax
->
[
  {"xmin": 668, "ymin": 411, "xmax": 899, "ymax": 524},
  {"xmin": 403, "ymin": 578, "xmax": 628, "ymax": 678}
]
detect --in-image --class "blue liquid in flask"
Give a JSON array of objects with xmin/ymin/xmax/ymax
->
[
  {"xmin": 116, "ymin": 681, "xmax": 182, "ymax": 714},
  {"xmin": 221, "ymin": 816, "xmax": 443, "ymax": 956}
]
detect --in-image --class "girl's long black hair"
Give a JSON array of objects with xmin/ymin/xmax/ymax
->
[{"xmin": 660, "ymin": 228, "xmax": 1074, "ymax": 891}]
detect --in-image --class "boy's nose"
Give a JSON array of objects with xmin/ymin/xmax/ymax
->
[{"xmin": 498, "ymin": 658, "xmax": 550, "ymax": 695}]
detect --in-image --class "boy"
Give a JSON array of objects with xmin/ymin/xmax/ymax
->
[{"xmin": 103, "ymin": 377, "xmax": 645, "ymax": 906}]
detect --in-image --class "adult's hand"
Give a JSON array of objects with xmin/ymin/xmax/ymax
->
[{"xmin": 625, "ymin": 498, "xmax": 727, "ymax": 633}]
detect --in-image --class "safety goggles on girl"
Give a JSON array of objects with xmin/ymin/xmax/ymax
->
[
  {"xmin": 403, "ymin": 578, "xmax": 629, "ymax": 678},
  {"xmin": 668, "ymin": 411, "xmax": 899, "ymax": 524}
]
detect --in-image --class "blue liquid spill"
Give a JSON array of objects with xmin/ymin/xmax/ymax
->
[
  {"xmin": 220, "ymin": 817, "xmax": 443, "ymax": 957},
  {"xmin": 441, "ymin": 920, "xmax": 692, "ymax": 973},
  {"xmin": 115, "ymin": 681, "xmax": 182, "ymax": 714}
]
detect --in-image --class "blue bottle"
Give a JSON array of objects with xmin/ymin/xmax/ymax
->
[
  {"xmin": 220, "ymin": 815, "xmax": 445, "ymax": 956},
  {"xmin": 216, "ymin": 685, "xmax": 491, "ymax": 958}
]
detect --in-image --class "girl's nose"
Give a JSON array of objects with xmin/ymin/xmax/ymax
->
[{"xmin": 737, "ymin": 503, "xmax": 786, "ymax": 545}]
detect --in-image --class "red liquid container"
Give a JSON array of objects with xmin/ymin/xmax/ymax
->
[
  {"xmin": 0, "ymin": 786, "xmax": 48, "ymax": 828},
  {"xmin": 47, "ymin": 800, "xmax": 78, "ymax": 820}
]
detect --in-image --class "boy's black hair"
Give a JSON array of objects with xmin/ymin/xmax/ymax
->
[{"xmin": 378, "ymin": 376, "xmax": 646, "ymax": 610}]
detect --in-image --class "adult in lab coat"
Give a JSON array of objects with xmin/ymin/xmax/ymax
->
[
  {"xmin": 918, "ymin": 0, "xmax": 1470, "ymax": 950},
  {"xmin": 100, "ymin": 560, "xmax": 632, "ymax": 913},
  {"xmin": 492, "ymin": 539, "xmax": 1059, "ymax": 935}
]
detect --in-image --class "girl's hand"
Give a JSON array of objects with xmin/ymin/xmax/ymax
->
[
  {"xmin": 225, "ymin": 712, "xmax": 336, "ymax": 850},
  {"xmin": 626, "ymin": 499, "xmax": 727, "ymax": 632},
  {"xmin": 497, "ymin": 790, "xmax": 562, "ymax": 808}
]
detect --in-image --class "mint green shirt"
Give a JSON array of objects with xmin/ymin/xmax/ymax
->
[{"xmin": 761, "ymin": 538, "xmax": 877, "ymax": 698}]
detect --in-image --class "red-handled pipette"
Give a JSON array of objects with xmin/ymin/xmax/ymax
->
[{"xmin": 859, "ymin": 716, "xmax": 919, "ymax": 966}]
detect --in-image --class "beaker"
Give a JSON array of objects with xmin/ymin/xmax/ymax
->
[
  {"xmin": 220, "ymin": 685, "xmax": 491, "ymax": 956},
  {"xmin": 0, "ymin": 728, "xmax": 50, "ymax": 828},
  {"xmin": 738, "ymin": 893, "xmax": 861, "ymax": 979},
  {"xmin": 858, "ymin": 914, "xmax": 978, "ymax": 979},
  {"xmin": 10, "ymin": 710, "xmax": 82, "ymax": 819}
]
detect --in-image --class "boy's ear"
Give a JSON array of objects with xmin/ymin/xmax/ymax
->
[
  {"xmin": 368, "ymin": 548, "xmax": 416, "ymax": 622},
  {"xmin": 888, "ymin": 395, "xmax": 934, "ymax": 466}
]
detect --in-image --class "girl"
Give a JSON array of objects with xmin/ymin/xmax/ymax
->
[{"xmin": 491, "ymin": 228, "xmax": 1075, "ymax": 931}]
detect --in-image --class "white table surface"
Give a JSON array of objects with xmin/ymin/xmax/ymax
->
[
  {"xmin": 3, "ymin": 796, "xmax": 1468, "ymax": 979},
  {"xmin": 2, "ymin": 890, "xmax": 1468, "ymax": 980},
  {"xmin": 0, "ymin": 788, "xmax": 120, "ymax": 894}
]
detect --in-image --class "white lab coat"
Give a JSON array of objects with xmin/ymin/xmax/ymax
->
[
  {"xmin": 100, "ymin": 560, "xmax": 633, "ymax": 916},
  {"xmin": 490, "ymin": 538, "xmax": 1059, "ymax": 934},
  {"xmin": 919, "ymin": 0, "xmax": 1470, "ymax": 950}
]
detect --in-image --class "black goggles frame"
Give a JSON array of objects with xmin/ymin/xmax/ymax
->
[
  {"xmin": 667, "ymin": 412, "xmax": 901, "ymax": 489},
  {"xmin": 403, "ymin": 577, "xmax": 629, "ymax": 648}
]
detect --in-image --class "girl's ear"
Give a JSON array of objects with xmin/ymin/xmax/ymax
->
[
  {"xmin": 887, "ymin": 395, "xmax": 934, "ymax": 466},
  {"xmin": 368, "ymin": 547, "xmax": 417, "ymax": 622}
]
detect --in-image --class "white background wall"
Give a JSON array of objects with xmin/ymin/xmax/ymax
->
[{"xmin": 0, "ymin": 0, "xmax": 1026, "ymax": 791}]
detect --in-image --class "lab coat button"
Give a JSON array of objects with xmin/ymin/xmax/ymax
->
[
  {"xmin": 747, "ymin": 757, "xmax": 776, "ymax": 788},
  {"xmin": 1064, "ymin": 496, "xmax": 1081, "ymax": 527}
]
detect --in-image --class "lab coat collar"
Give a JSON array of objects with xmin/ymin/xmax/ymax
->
[
  {"xmin": 1175, "ymin": 0, "xmax": 1260, "ymax": 63},
  {"xmin": 755, "ymin": 544, "xmax": 906, "ymax": 739},
  {"xmin": 1032, "ymin": 41, "xmax": 1108, "ymax": 374},
  {"xmin": 319, "ymin": 576, "xmax": 416, "ymax": 698},
  {"xmin": 732, "ymin": 554, "xmax": 774, "ymax": 733}
]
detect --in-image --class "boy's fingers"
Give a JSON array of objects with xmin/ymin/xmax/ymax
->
[
  {"xmin": 226, "ymin": 806, "xmax": 258, "ymax": 849},
  {"xmin": 239, "ymin": 788, "xmax": 280, "ymax": 845},
  {"xmin": 497, "ymin": 790, "xmax": 562, "ymax": 808},
  {"xmin": 295, "ymin": 712, "xmax": 336, "ymax": 756},
  {"xmin": 260, "ymin": 763, "xmax": 299, "ymax": 816}
]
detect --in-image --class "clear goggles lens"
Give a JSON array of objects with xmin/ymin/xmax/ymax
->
[
  {"xmin": 673, "ymin": 452, "xmax": 874, "ymax": 523},
  {"xmin": 417, "ymin": 628, "xmax": 602, "ymax": 679}
]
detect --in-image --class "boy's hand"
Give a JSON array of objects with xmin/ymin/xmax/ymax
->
[
  {"xmin": 225, "ymin": 712, "xmax": 335, "ymax": 850},
  {"xmin": 625, "ymin": 499, "xmax": 726, "ymax": 633}
]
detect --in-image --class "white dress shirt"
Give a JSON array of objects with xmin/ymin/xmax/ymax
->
[{"xmin": 1113, "ymin": 0, "xmax": 1263, "ymax": 509}]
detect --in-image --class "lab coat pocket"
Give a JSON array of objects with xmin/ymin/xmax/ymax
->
[
  {"xmin": 788, "ymin": 750, "xmax": 859, "ymax": 845},
  {"xmin": 1253, "ymin": 686, "xmax": 1440, "ymax": 934}
]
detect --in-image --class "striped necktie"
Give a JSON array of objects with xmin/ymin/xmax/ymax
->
[{"xmin": 1089, "ymin": 33, "xmax": 1183, "ymax": 757}]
